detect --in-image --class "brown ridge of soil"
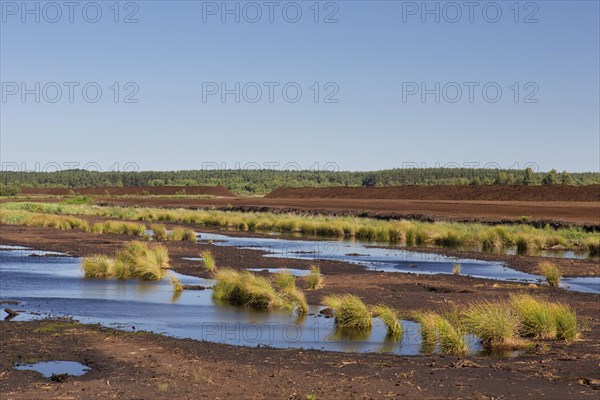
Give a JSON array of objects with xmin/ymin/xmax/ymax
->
[
  {"xmin": 0, "ymin": 225, "xmax": 599, "ymax": 399},
  {"xmin": 267, "ymin": 185, "xmax": 600, "ymax": 202},
  {"xmin": 20, "ymin": 185, "xmax": 236, "ymax": 197}
]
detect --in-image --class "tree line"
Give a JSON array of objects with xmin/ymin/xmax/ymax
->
[{"xmin": 1, "ymin": 168, "xmax": 598, "ymax": 196}]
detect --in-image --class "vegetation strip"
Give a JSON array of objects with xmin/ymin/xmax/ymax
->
[{"xmin": 3, "ymin": 202, "xmax": 598, "ymax": 253}]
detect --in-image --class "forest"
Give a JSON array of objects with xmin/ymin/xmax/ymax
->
[{"xmin": 1, "ymin": 167, "xmax": 598, "ymax": 196}]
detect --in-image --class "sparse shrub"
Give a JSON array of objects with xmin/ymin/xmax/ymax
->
[
  {"xmin": 452, "ymin": 263, "xmax": 461, "ymax": 275},
  {"xmin": 539, "ymin": 261, "xmax": 561, "ymax": 287},
  {"xmin": 372, "ymin": 304, "xmax": 402, "ymax": 340},
  {"xmin": 322, "ymin": 294, "xmax": 372, "ymax": 330},
  {"xmin": 201, "ymin": 250, "xmax": 216, "ymax": 271},
  {"xmin": 305, "ymin": 265, "xmax": 324, "ymax": 290},
  {"xmin": 465, "ymin": 301, "xmax": 521, "ymax": 349}
]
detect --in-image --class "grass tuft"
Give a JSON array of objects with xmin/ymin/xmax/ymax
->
[
  {"xmin": 465, "ymin": 301, "xmax": 521, "ymax": 349},
  {"xmin": 510, "ymin": 294, "xmax": 557, "ymax": 339},
  {"xmin": 169, "ymin": 274, "xmax": 184, "ymax": 293},
  {"xmin": 82, "ymin": 255, "xmax": 114, "ymax": 278},
  {"xmin": 322, "ymin": 294, "xmax": 372, "ymax": 330},
  {"xmin": 372, "ymin": 304, "xmax": 402, "ymax": 340},
  {"xmin": 212, "ymin": 268, "xmax": 307, "ymax": 313},
  {"xmin": 274, "ymin": 270, "xmax": 296, "ymax": 290},
  {"xmin": 552, "ymin": 303, "xmax": 578, "ymax": 341},
  {"xmin": 201, "ymin": 250, "xmax": 216, "ymax": 271},
  {"xmin": 150, "ymin": 223, "xmax": 167, "ymax": 240},
  {"xmin": 452, "ymin": 263, "xmax": 461, "ymax": 275},
  {"xmin": 305, "ymin": 265, "xmax": 324, "ymax": 290},
  {"xmin": 539, "ymin": 261, "xmax": 561, "ymax": 287}
]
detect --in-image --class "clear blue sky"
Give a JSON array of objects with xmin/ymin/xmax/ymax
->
[{"xmin": 1, "ymin": 0, "xmax": 599, "ymax": 173}]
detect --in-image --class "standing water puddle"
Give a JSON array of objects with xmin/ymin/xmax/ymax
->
[
  {"xmin": 1, "ymin": 247, "xmax": 479, "ymax": 356},
  {"xmin": 14, "ymin": 361, "xmax": 90, "ymax": 378},
  {"xmin": 197, "ymin": 233, "xmax": 600, "ymax": 294}
]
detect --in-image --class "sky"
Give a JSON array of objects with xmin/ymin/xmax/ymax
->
[{"xmin": 1, "ymin": 0, "xmax": 599, "ymax": 174}]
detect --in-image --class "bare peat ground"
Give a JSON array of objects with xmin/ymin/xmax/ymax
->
[
  {"xmin": 13, "ymin": 184, "xmax": 600, "ymax": 227},
  {"xmin": 94, "ymin": 197, "xmax": 600, "ymax": 228},
  {"xmin": 0, "ymin": 225, "xmax": 599, "ymax": 399}
]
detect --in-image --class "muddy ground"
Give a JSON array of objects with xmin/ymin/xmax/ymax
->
[{"xmin": 0, "ymin": 223, "xmax": 599, "ymax": 399}]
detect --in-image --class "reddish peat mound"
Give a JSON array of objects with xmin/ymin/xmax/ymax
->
[
  {"xmin": 20, "ymin": 185, "xmax": 236, "ymax": 197},
  {"xmin": 267, "ymin": 185, "xmax": 600, "ymax": 202}
]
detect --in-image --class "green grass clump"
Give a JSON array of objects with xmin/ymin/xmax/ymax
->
[
  {"xmin": 115, "ymin": 241, "xmax": 169, "ymax": 280},
  {"xmin": 322, "ymin": 294, "xmax": 372, "ymax": 330},
  {"xmin": 465, "ymin": 301, "xmax": 521, "ymax": 349},
  {"xmin": 4, "ymin": 201, "xmax": 600, "ymax": 253},
  {"xmin": 201, "ymin": 250, "xmax": 216, "ymax": 271},
  {"xmin": 82, "ymin": 242, "xmax": 169, "ymax": 281},
  {"xmin": 283, "ymin": 286, "xmax": 309, "ymax": 315},
  {"xmin": 274, "ymin": 270, "xmax": 296, "ymax": 290},
  {"xmin": 510, "ymin": 294, "xmax": 557, "ymax": 339},
  {"xmin": 112, "ymin": 259, "xmax": 131, "ymax": 280},
  {"xmin": 305, "ymin": 265, "xmax": 324, "ymax": 290},
  {"xmin": 60, "ymin": 196, "xmax": 93, "ymax": 205},
  {"xmin": 82, "ymin": 255, "xmax": 114, "ymax": 278},
  {"xmin": 212, "ymin": 268, "xmax": 307, "ymax": 313},
  {"xmin": 372, "ymin": 305, "xmax": 402, "ymax": 340},
  {"xmin": 436, "ymin": 315, "xmax": 468, "ymax": 355},
  {"xmin": 413, "ymin": 310, "xmax": 467, "ymax": 354},
  {"xmin": 552, "ymin": 303, "xmax": 579, "ymax": 341},
  {"xmin": 150, "ymin": 223, "xmax": 167, "ymax": 240},
  {"xmin": 169, "ymin": 274, "xmax": 183, "ymax": 293},
  {"xmin": 452, "ymin": 263, "xmax": 461, "ymax": 275},
  {"xmin": 539, "ymin": 261, "xmax": 561, "ymax": 287},
  {"xmin": 412, "ymin": 311, "xmax": 440, "ymax": 348},
  {"xmin": 170, "ymin": 227, "xmax": 197, "ymax": 242}
]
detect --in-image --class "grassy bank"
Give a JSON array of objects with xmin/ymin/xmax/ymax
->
[
  {"xmin": 3, "ymin": 202, "xmax": 598, "ymax": 253},
  {"xmin": 0, "ymin": 208, "xmax": 197, "ymax": 242}
]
